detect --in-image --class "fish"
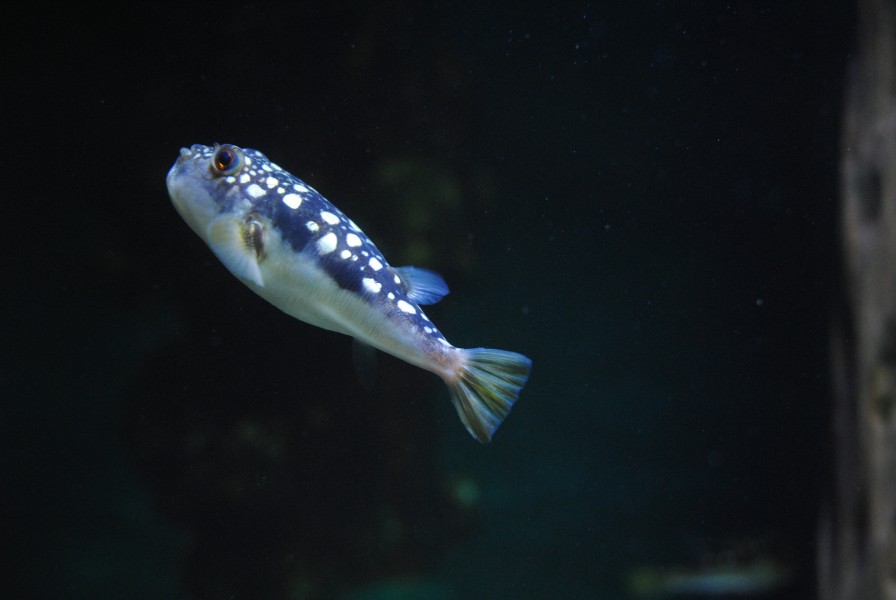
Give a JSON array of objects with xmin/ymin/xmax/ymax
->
[
  {"xmin": 166, "ymin": 143, "xmax": 532, "ymax": 442},
  {"xmin": 626, "ymin": 558, "xmax": 790, "ymax": 597},
  {"xmin": 626, "ymin": 538, "xmax": 792, "ymax": 598}
]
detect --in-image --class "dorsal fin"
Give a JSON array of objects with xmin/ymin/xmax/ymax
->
[{"xmin": 394, "ymin": 266, "xmax": 449, "ymax": 305}]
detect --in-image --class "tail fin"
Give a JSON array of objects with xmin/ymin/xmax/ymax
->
[{"xmin": 446, "ymin": 348, "xmax": 532, "ymax": 443}]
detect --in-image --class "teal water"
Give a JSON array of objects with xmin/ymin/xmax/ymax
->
[{"xmin": 6, "ymin": 2, "xmax": 844, "ymax": 598}]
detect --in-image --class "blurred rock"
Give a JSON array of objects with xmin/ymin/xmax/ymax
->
[{"xmin": 824, "ymin": 1, "xmax": 896, "ymax": 598}]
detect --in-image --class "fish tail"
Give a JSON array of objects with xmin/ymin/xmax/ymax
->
[{"xmin": 446, "ymin": 348, "xmax": 532, "ymax": 443}]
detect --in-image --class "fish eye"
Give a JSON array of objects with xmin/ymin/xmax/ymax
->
[{"xmin": 211, "ymin": 144, "xmax": 244, "ymax": 176}]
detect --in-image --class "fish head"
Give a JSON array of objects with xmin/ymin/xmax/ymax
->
[
  {"xmin": 167, "ymin": 143, "xmax": 257, "ymax": 238},
  {"xmin": 167, "ymin": 144, "xmax": 278, "ymax": 287}
]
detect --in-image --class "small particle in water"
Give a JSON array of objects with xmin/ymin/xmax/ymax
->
[{"xmin": 449, "ymin": 477, "xmax": 481, "ymax": 508}]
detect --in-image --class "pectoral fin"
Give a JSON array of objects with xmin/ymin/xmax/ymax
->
[{"xmin": 206, "ymin": 213, "xmax": 265, "ymax": 287}]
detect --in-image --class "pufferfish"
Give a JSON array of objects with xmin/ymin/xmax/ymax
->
[{"xmin": 166, "ymin": 143, "xmax": 531, "ymax": 442}]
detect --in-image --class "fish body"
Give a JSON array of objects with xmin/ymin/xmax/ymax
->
[
  {"xmin": 627, "ymin": 559, "xmax": 789, "ymax": 597},
  {"xmin": 166, "ymin": 144, "xmax": 531, "ymax": 442}
]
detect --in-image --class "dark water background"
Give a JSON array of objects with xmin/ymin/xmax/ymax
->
[{"xmin": 5, "ymin": 2, "xmax": 849, "ymax": 598}]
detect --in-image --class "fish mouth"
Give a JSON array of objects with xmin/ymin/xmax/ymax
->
[
  {"xmin": 175, "ymin": 144, "xmax": 207, "ymax": 166},
  {"xmin": 176, "ymin": 146, "xmax": 194, "ymax": 164},
  {"xmin": 167, "ymin": 148, "xmax": 204, "ymax": 211},
  {"xmin": 168, "ymin": 145, "xmax": 211, "ymax": 192}
]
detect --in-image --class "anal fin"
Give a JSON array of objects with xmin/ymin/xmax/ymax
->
[{"xmin": 352, "ymin": 338, "xmax": 377, "ymax": 392}]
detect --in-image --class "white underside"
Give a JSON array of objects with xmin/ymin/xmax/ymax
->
[{"xmin": 239, "ymin": 230, "xmax": 456, "ymax": 379}]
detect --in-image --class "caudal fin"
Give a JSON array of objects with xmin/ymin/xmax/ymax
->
[{"xmin": 447, "ymin": 348, "xmax": 532, "ymax": 443}]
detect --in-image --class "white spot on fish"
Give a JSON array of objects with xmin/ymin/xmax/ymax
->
[
  {"xmin": 262, "ymin": 163, "xmax": 272, "ymax": 172},
  {"xmin": 397, "ymin": 300, "xmax": 416, "ymax": 314},
  {"xmin": 282, "ymin": 193, "xmax": 302, "ymax": 209},
  {"xmin": 348, "ymin": 219, "xmax": 361, "ymax": 231},
  {"xmin": 225, "ymin": 176, "xmax": 236, "ymax": 184},
  {"xmin": 270, "ymin": 162, "xmax": 282, "ymax": 171},
  {"xmin": 423, "ymin": 326, "xmax": 433, "ymax": 334},
  {"xmin": 363, "ymin": 277, "xmax": 382, "ymax": 293},
  {"xmin": 346, "ymin": 233, "xmax": 362, "ymax": 247},
  {"xmin": 340, "ymin": 249, "xmax": 352, "ymax": 259},
  {"xmin": 387, "ymin": 292, "xmax": 395, "ymax": 300},
  {"xmin": 368, "ymin": 257, "xmax": 383, "ymax": 271},
  {"xmin": 293, "ymin": 183, "xmax": 309, "ymax": 193},
  {"xmin": 316, "ymin": 232, "xmax": 337, "ymax": 254},
  {"xmin": 277, "ymin": 187, "xmax": 285, "ymax": 194},
  {"xmin": 265, "ymin": 176, "xmax": 279, "ymax": 189},
  {"xmin": 394, "ymin": 274, "xmax": 401, "ymax": 284},
  {"xmin": 246, "ymin": 183, "xmax": 265, "ymax": 199},
  {"xmin": 320, "ymin": 211, "xmax": 340, "ymax": 225},
  {"xmin": 239, "ymin": 173, "xmax": 251, "ymax": 184},
  {"xmin": 437, "ymin": 337, "xmax": 450, "ymax": 346},
  {"xmin": 306, "ymin": 221, "xmax": 320, "ymax": 232}
]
